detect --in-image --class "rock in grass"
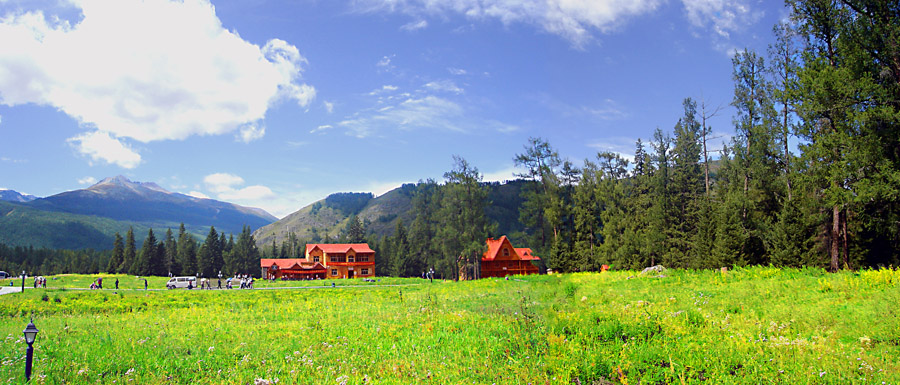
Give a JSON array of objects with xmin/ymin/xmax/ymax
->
[{"xmin": 640, "ymin": 265, "xmax": 667, "ymax": 275}]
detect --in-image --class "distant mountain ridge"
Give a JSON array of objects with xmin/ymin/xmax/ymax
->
[
  {"xmin": 0, "ymin": 189, "xmax": 37, "ymax": 203},
  {"xmin": 0, "ymin": 176, "xmax": 277, "ymax": 249}
]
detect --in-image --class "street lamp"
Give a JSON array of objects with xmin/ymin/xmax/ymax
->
[
  {"xmin": 20, "ymin": 271, "xmax": 25, "ymax": 294},
  {"xmin": 23, "ymin": 316, "xmax": 39, "ymax": 381}
]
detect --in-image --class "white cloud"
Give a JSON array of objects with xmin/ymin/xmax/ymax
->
[
  {"xmin": 338, "ymin": 95, "xmax": 464, "ymax": 138},
  {"xmin": 362, "ymin": 181, "xmax": 405, "ymax": 197},
  {"xmin": 203, "ymin": 173, "xmax": 245, "ymax": 194},
  {"xmin": 588, "ymin": 136, "xmax": 639, "ymax": 162},
  {"xmin": 236, "ymin": 123, "xmax": 266, "ymax": 143},
  {"xmin": 67, "ymin": 131, "xmax": 142, "ymax": 168},
  {"xmin": 323, "ymin": 101, "xmax": 334, "ymax": 114},
  {"xmin": 448, "ymin": 67, "xmax": 467, "ymax": 76},
  {"xmin": 0, "ymin": 0, "xmax": 315, "ymax": 167},
  {"xmin": 369, "ymin": 85, "xmax": 399, "ymax": 96},
  {"xmin": 353, "ymin": 0, "xmax": 663, "ymax": 48},
  {"xmin": 218, "ymin": 185, "xmax": 275, "ymax": 201},
  {"xmin": 401, "ymin": 19, "xmax": 428, "ymax": 31},
  {"xmin": 681, "ymin": 0, "xmax": 763, "ymax": 52},
  {"xmin": 489, "ymin": 120, "xmax": 520, "ymax": 133},
  {"xmin": 77, "ymin": 176, "xmax": 97, "ymax": 185},
  {"xmin": 200, "ymin": 172, "xmax": 274, "ymax": 212},
  {"xmin": 188, "ymin": 191, "xmax": 210, "ymax": 199},
  {"xmin": 482, "ymin": 166, "xmax": 518, "ymax": 183},
  {"xmin": 423, "ymin": 80, "xmax": 464, "ymax": 94},
  {"xmin": 376, "ymin": 55, "xmax": 395, "ymax": 72},
  {"xmin": 585, "ymin": 99, "xmax": 628, "ymax": 120},
  {"xmin": 310, "ymin": 124, "xmax": 332, "ymax": 134}
]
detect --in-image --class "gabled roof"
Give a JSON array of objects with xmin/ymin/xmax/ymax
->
[
  {"xmin": 305, "ymin": 243, "xmax": 375, "ymax": 255},
  {"xmin": 260, "ymin": 258, "xmax": 305, "ymax": 269},
  {"xmin": 482, "ymin": 236, "xmax": 540, "ymax": 261},
  {"xmin": 260, "ymin": 259, "xmax": 327, "ymax": 271},
  {"xmin": 515, "ymin": 248, "xmax": 540, "ymax": 261}
]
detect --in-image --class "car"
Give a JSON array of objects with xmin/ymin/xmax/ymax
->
[
  {"xmin": 166, "ymin": 276, "xmax": 197, "ymax": 289},
  {"xmin": 0, "ymin": 271, "xmax": 8, "ymax": 279}
]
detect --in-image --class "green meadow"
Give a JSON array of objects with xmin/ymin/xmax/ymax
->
[{"xmin": 0, "ymin": 267, "xmax": 898, "ymax": 384}]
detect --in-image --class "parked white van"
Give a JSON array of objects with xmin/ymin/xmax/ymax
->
[{"xmin": 166, "ymin": 276, "xmax": 197, "ymax": 289}]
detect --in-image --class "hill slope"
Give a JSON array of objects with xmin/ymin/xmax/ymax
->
[
  {"xmin": 254, "ymin": 180, "xmax": 530, "ymax": 249},
  {"xmin": 0, "ymin": 200, "xmax": 152, "ymax": 249}
]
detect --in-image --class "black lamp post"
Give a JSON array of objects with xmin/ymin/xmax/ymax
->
[
  {"xmin": 20, "ymin": 271, "xmax": 25, "ymax": 294},
  {"xmin": 23, "ymin": 316, "xmax": 39, "ymax": 382}
]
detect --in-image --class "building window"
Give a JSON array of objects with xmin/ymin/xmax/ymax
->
[
  {"xmin": 357, "ymin": 254, "xmax": 369, "ymax": 262},
  {"xmin": 361, "ymin": 268, "xmax": 369, "ymax": 275},
  {"xmin": 330, "ymin": 254, "xmax": 346, "ymax": 263},
  {"xmin": 331, "ymin": 269, "xmax": 338, "ymax": 276},
  {"xmin": 348, "ymin": 256, "xmax": 355, "ymax": 262},
  {"xmin": 503, "ymin": 248, "xmax": 510, "ymax": 256},
  {"xmin": 313, "ymin": 256, "xmax": 319, "ymax": 262}
]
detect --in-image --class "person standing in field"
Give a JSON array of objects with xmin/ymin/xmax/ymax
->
[
  {"xmin": 98, "ymin": 277, "xmax": 103, "ymax": 289},
  {"xmin": 115, "ymin": 278, "xmax": 119, "ymax": 290},
  {"xmin": 217, "ymin": 278, "xmax": 222, "ymax": 289},
  {"xmin": 144, "ymin": 278, "xmax": 148, "ymax": 290}
]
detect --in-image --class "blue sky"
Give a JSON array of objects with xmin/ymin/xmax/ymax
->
[{"xmin": 0, "ymin": 0, "xmax": 789, "ymax": 218}]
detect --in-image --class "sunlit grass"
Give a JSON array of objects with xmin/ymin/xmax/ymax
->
[{"xmin": 0, "ymin": 267, "xmax": 897, "ymax": 384}]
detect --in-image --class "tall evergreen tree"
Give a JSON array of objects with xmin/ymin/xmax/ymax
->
[
  {"xmin": 438, "ymin": 156, "xmax": 491, "ymax": 280},
  {"xmin": 408, "ymin": 179, "xmax": 441, "ymax": 275},
  {"xmin": 514, "ymin": 137, "xmax": 560, "ymax": 261},
  {"xmin": 123, "ymin": 226, "xmax": 137, "ymax": 275},
  {"xmin": 164, "ymin": 228, "xmax": 178, "ymax": 276},
  {"xmin": 197, "ymin": 227, "xmax": 220, "ymax": 277},
  {"xmin": 135, "ymin": 228, "xmax": 157, "ymax": 276},
  {"xmin": 107, "ymin": 232, "xmax": 124, "ymax": 273},
  {"xmin": 176, "ymin": 223, "xmax": 197, "ymax": 276}
]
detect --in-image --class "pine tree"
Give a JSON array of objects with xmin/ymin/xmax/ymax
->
[
  {"xmin": 197, "ymin": 227, "xmax": 220, "ymax": 277},
  {"xmin": 164, "ymin": 228, "xmax": 178, "ymax": 276},
  {"xmin": 438, "ymin": 156, "xmax": 491, "ymax": 280},
  {"xmin": 107, "ymin": 232, "xmax": 124, "ymax": 273},
  {"xmin": 123, "ymin": 226, "xmax": 137, "ymax": 275},
  {"xmin": 408, "ymin": 179, "xmax": 440, "ymax": 275},
  {"xmin": 176, "ymin": 223, "xmax": 197, "ymax": 276},
  {"xmin": 390, "ymin": 220, "xmax": 410, "ymax": 277},
  {"xmin": 136, "ymin": 228, "xmax": 157, "ymax": 276},
  {"xmin": 514, "ymin": 137, "xmax": 560, "ymax": 263}
]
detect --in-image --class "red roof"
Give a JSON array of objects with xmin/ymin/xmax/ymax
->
[
  {"xmin": 516, "ymin": 248, "xmax": 540, "ymax": 261},
  {"xmin": 260, "ymin": 258, "xmax": 304, "ymax": 269},
  {"xmin": 305, "ymin": 243, "xmax": 375, "ymax": 255},
  {"xmin": 260, "ymin": 259, "xmax": 326, "ymax": 270},
  {"xmin": 482, "ymin": 236, "xmax": 540, "ymax": 261}
]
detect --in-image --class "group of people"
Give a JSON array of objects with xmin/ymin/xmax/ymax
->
[
  {"xmin": 33, "ymin": 276, "xmax": 46, "ymax": 288},
  {"xmin": 228, "ymin": 275, "xmax": 254, "ymax": 289},
  {"xmin": 89, "ymin": 277, "xmax": 122, "ymax": 290}
]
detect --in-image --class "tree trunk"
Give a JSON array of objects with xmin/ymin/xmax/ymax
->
[
  {"xmin": 830, "ymin": 205, "xmax": 840, "ymax": 272},
  {"xmin": 841, "ymin": 208, "xmax": 849, "ymax": 269}
]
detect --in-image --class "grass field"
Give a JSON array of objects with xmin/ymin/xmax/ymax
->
[{"xmin": 0, "ymin": 267, "xmax": 898, "ymax": 384}]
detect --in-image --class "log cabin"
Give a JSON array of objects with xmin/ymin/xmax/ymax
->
[
  {"xmin": 480, "ymin": 236, "xmax": 540, "ymax": 278},
  {"xmin": 260, "ymin": 243, "xmax": 375, "ymax": 280}
]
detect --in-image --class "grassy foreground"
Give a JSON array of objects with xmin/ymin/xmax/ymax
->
[{"xmin": 0, "ymin": 267, "xmax": 898, "ymax": 384}]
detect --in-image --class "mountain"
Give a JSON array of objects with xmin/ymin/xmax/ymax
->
[
  {"xmin": 254, "ymin": 180, "xmax": 530, "ymax": 249},
  {"xmin": 25, "ymin": 176, "xmax": 277, "ymax": 236},
  {"xmin": 0, "ymin": 200, "xmax": 152, "ymax": 250},
  {"xmin": 0, "ymin": 189, "xmax": 37, "ymax": 203}
]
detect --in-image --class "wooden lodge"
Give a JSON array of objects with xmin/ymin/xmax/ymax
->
[
  {"xmin": 260, "ymin": 243, "xmax": 376, "ymax": 280},
  {"xmin": 480, "ymin": 236, "xmax": 540, "ymax": 278},
  {"xmin": 260, "ymin": 259, "xmax": 327, "ymax": 280}
]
